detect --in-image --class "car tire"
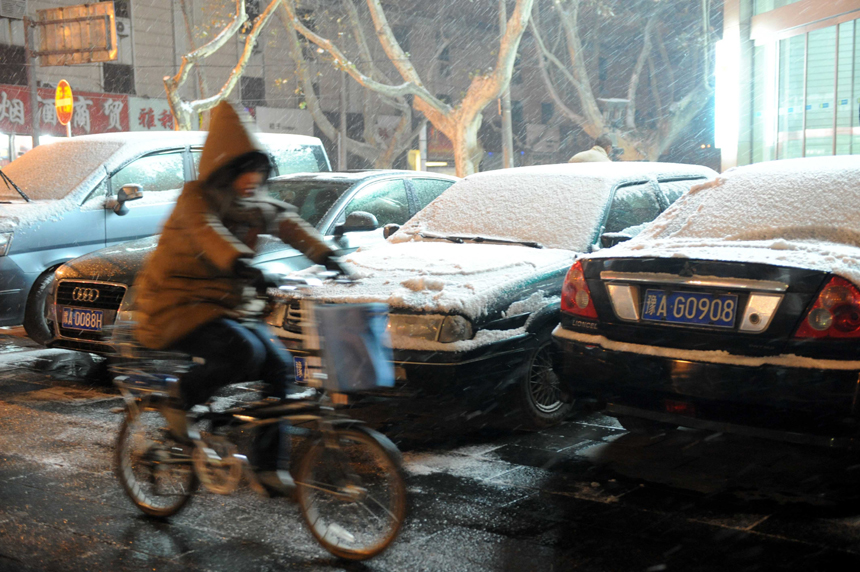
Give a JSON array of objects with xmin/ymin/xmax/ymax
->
[
  {"xmin": 518, "ymin": 340, "xmax": 573, "ymax": 428},
  {"xmin": 23, "ymin": 271, "xmax": 57, "ymax": 346},
  {"xmin": 616, "ymin": 415, "xmax": 676, "ymax": 435}
]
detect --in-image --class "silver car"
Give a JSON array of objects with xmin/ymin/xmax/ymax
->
[{"xmin": 0, "ymin": 131, "xmax": 330, "ymax": 344}]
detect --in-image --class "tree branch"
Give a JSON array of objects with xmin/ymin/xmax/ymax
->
[{"xmin": 625, "ymin": 11, "xmax": 658, "ymax": 129}]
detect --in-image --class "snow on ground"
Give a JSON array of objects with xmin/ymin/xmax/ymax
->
[{"xmin": 595, "ymin": 156, "xmax": 860, "ymax": 284}]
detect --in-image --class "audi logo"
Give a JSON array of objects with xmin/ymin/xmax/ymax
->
[{"xmin": 72, "ymin": 287, "xmax": 100, "ymax": 303}]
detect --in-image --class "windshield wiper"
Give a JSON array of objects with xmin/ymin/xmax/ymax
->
[
  {"xmin": 418, "ymin": 232, "xmax": 543, "ymax": 249},
  {"xmin": 0, "ymin": 169, "xmax": 29, "ymax": 202}
]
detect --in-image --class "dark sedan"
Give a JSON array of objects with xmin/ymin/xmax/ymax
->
[
  {"xmin": 48, "ymin": 170, "xmax": 457, "ymax": 354},
  {"xmin": 267, "ymin": 162, "xmax": 717, "ymax": 427},
  {"xmin": 553, "ymin": 156, "xmax": 860, "ymax": 445}
]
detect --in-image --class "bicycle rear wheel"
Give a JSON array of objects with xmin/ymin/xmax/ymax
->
[
  {"xmin": 295, "ymin": 426, "xmax": 407, "ymax": 560},
  {"xmin": 115, "ymin": 399, "xmax": 198, "ymax": 518}
]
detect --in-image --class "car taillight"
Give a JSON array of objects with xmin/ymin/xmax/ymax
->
[
  {"xmin": 794, "ymin": 276, "xmax": 860, "ymax": 339},
  {"xmin": 561, "ymin": 260, "xmax": 598, "ymax": 319}
]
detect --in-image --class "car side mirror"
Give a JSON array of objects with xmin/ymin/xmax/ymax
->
[
  {"xmin": 113, "ymin": 184, "xmax": 144, "ymax": 216},
  {"xmin": 334, "ymin": 211, "xmax": 379, "ymax": 235},
  {"xmin": 383, "ymin": 223, "xmax": 401, "ymax": 239},
  {"xmin": 600, "ymin": 231, "xmax": 633, "ymax": 249}
]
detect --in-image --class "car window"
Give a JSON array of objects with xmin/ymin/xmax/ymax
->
[
  {"xmin": 604, "ymin": 183, "xmax": 662, "ymax": 234},
  {"xmin": 410, "ymin": 178, "xmax": 455, "ymax": 210},
  {"xmin": 269, "ymin": 144, "xmax": 330, "ymax": 175},
  {"xmin": 658, "ymin": 179, "xmax": 702, "ymax": 204},
  {"xmin": 343, "ymin": 180, "xmax": 409, "ymax": 227},
  {"xmin": 267, "ymin": 180, "xmax": 353, "ymax": 227},
  {"xmin": 111, "ymin": 151, "xmax": 184, "ymax": 195},
  {"xmin": 191, "ymin": 144, "xmax": 328, "ymax": 178}
]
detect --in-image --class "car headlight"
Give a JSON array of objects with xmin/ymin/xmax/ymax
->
[
  {"xmin": 387, "ymin": 314, "xmax": 473, "ymax": 343},
  {"xmin": 0, "ymin": 232, "xmax": 12, "ymax": 256}
]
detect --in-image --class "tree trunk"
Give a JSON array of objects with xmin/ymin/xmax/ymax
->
[{"xmin": 451, "ymin": 115, "xmax": 484, "ymax": 177}]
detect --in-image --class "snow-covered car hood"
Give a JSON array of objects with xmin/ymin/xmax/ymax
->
[
  {"xmin": 295, "ymin": 241, "xmax": 577, "ymax": 320},
  {"xmin": 55, "ymin": 235, "xmax": 159, "ymax": 285},
  {"xmin": 593, "ymin": 237, "xmax": 860, "ymax": 286},
  {"xmin": 0, "ymin": 200, "xmax": 75, "ymax": 233}
]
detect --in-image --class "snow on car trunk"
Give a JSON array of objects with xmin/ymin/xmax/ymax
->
[{"xmin": 597, "ymin": 156, "xmax": 860, "ymax": 285}]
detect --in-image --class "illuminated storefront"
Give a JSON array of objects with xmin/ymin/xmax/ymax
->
[{"xmin": 720, "ymin": 0, "xmax": 860, "ymax": 169}]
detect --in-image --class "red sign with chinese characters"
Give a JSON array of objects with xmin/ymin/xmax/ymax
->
[
  {"xmin": 0, "ymin": 83, "xmax": 129, "ymax": 137},
  {"xmin": 55, "ymin": 80, "xmax": 73, "ymax": 125}
]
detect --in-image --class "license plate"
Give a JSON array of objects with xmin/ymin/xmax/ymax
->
[
  {"xmin": 641, "ymin": 289, "xmax": 737, "ymax": 328},
  {"xmin": 61, "ymin": 307, "xmax": 104, "ymax": 331},
  {"xmin": 294, "ymin": 357, "xmax": 307, "ymax": 382}
]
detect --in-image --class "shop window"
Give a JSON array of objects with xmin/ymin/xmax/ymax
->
[
  {"xmin": 241, "ymin": 76, "xmax": 266, "ymax": 107},
  {"xmin": 104, "ymin": 63, "xmax": 135, "ymax": 94},
  {"xmin": 0, "ymin": 44, "xmax": 26, "ymax": 86}
]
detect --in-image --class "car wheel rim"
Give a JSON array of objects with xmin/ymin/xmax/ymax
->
[{"xmin": 527, "ymin": 345, "xmax": 563, "ymax": 414}]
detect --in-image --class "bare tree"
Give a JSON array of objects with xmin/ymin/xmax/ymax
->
[
  {"xmin": 164, "ymin": 0, "xmax": 283, "ymax": 131},
  {"xmin": 278, "ymin": 5, "xmax": 424, "ymax": 168},
  {"xmin": 531, "ymin": 0, "xmax": 715, "ymax": 161},
  {"xmin": 282, "ymin": 0, "xmax": 535, "ymax": 176}
]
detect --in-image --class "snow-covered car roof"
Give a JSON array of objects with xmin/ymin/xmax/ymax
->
[
  {"xmin": 0, "ymin": 132, "xmax": 208, "ymax": 203},
  {"xmin": 593, "ymin": 156, "xmax": 860, "ymax": 285},
  {"xmin": 391, "ymin": 162, "xmax": 716, "ymax": 252},
  {"xmin": 0, "ymin": 131, "xmax": 325, "ymax": 203}
]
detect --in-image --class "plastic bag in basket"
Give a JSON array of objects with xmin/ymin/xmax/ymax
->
[{"xmin": 315, "ymin": 303, "xmax": 394, "ymax": 392}]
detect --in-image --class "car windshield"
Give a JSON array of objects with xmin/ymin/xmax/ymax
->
[
  {"xmin": 637, "ymin": 156, "xmax": 860, "ymax": 246},
  {"xmin": 393, "ymin": 163, "xmax": 624, "ymax": 252},
  {"xmin": 267, "ymin": 179, "xmax": 353, "ymax": 228},
  {"xmin": 0, "ymin": 139, "xmax": 124, "ymax": 201}
]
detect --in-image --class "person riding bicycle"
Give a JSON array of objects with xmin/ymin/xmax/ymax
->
[{"xmin": 132, "ymin": 101, "xmax": 349, "ymax": 495}]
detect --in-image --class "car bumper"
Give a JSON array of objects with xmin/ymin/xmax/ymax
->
[
  {"xmin": 0, "ymin": 256, "xmax": 34, "ymax": 326},
  {"xmin": 553, "ymin": 331, "xmax": 860, "ymax": 443},
  {"xmin": 289, "ymin": 332, "xmax": 535, "ymax": 401}
]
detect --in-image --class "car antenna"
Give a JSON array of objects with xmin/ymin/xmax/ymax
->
[{"xmin": 0, "ymin": 168, "xmax": 30, "ymax": 202}]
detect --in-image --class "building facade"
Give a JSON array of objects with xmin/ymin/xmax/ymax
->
[{"xmin": 721, "ymin": 0, "xmax": 860, "ymax": 170}]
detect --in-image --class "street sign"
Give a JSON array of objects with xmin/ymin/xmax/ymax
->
[
  {"xmin": 35, "ymin": 2, "xmax": 117, "ymax": 66},
  {"xmin": 55, "ymin": 80, "xmax": 73, "ymax": 126}
]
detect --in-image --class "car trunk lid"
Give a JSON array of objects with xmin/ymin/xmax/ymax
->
[{"xmin": 580, "ymin": 256, "xmax": 831, "ymax": 357}]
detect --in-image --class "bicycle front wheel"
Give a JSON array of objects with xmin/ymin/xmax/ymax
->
[
  {"xmin": 295, "ymin": 426, "xmax": 407, "ymax": 560},
  {"xmin": 115, "ymin": 400, "xmax": 198, "ymax": 518}
]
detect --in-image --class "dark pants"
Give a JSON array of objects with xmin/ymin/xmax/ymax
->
[{"xmin": 170, "ymin": 318, "xmax": 292, "ymax": 472}]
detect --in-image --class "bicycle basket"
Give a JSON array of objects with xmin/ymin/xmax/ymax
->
[
  {"xmin": 105, "ymin": 323, "xmax": 191, "ymax": 390},
  {"xmin": 314, "ymin": 303, "xmax": 394, "ymax": 392}
]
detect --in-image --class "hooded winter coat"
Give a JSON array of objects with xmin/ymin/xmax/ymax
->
[{"xmin": 132, "ymin": 101, "xmax": 334, "ymax": 350}]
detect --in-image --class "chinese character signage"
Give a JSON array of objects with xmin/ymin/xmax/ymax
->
[
  {"xmin": 128, "ymin": 97, "xmax": 178, "ymax": 131},
  {"xmin": 0, "ymin": 83, "xmax": 129, "ymax": 136}
]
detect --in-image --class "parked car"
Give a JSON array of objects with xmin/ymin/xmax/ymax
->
[
  {"xmin": 552, "ymin": 156, "xmax": 860, "ymax": 444},
  {"xmin": 0, "ymin": 131, "xmax": 330, "ymax": 344},
  {"xmin": 48, "ymin": 170, "xmax": 457, "ymax": 355},
  {"xmin": 266, "ymin": 162, "xmax": 717, "ymax": 427}
]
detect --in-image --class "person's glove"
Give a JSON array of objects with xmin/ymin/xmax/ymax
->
[
  {"xmin": 322, "ymin": 256, "xmax": 356, "ymax": 280},
  {"xmin": 233, "ymin": 258, "xmax": 278, "ymax": 291}
]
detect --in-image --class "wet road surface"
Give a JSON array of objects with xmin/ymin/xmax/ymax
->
[{"xmin": 1, "ymin": 327, "xmax": 860, "ymax": 571}]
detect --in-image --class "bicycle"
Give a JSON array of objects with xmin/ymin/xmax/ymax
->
[{"xmin": 109, "ymin": 278, "xmax": 406, "ymax": 561}]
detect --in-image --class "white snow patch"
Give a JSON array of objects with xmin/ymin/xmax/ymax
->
[
  {"xmin": 554, "ymin": 326, "xmax": 860, "ymax": 370},
  {"xmin": 391, "ymin": 162, "xmax": 716, "ymax": 252},
  {"xmin": 307, "ymin": 241, "xmax": 576, "ymax": 321},
  {"xmin": 595, "ymin": 156, "xmax": 860, "ymax": 286},
  {"xmin": 401, "ymin": 277, "xmax": 445, "ymax": 292}
]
